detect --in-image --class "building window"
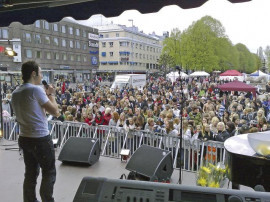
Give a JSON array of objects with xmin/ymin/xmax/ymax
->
[
  {"xmin": 54, "ymin": 53, "xmax": 60, "ymax": 60},
  {"xmin": 61, "ymin": 25, "xmax": 66, "ymax": 33},
  {"xmin": 119, "ymin": 41, "xmax": 128, "ymax": 47},
  {"xmin": 0, "ymin": 29, "xmax": 8, "ymax": 39},
  {"xmin": 109, "ymin": 42, "xmax": 113, "ymax": 47},
  {"xmin": 110, "ymin": 52, "xmax": 113, "ymax": 56},
  {"xmin": 116, "ymin": 33, "xmax": 119, "ymax": 37},
  {"xmin": 26, "ymin": 49, "xmax": 32, "ymax": 58},
  {"xmin": 63, "ymin": 53, "xmax": 67, "ymax": 60},
  {"xmin": 105, "ymin": 34, "xmax": 109, "ymax": 38},
  {"xmin": 53, "ymin": 24, "xmax": 58, "ymax": 32},
  {"xmin": 69, "ymin": 40, "xmax": 73, "ymax": 48},
  {"xmin": 24, "ymin": 33, "xmax": 31, "ymax": 42},
  {"xmin": 43, "ymin": 21, "xmax": 50, "ymax": 30},
  {"xmin": 68, "ymin": 27, "xmax": 73, "ymax": 35},
  {"xmin": 83, "ymin": 43, "xmax": 87, "ymax": 50},
  {"xmin": 102, "ymin": 42, "xmax": 106, "ymax": 47},
  {"xmin": 62, "ymin": 39, "xmax": 66, "ymax": 47},
  {"xmin": 44, "ymin": 36, "xmax": 50, "ymax": 45},
  {"xmin": 101, "ymin": 52, "xmax": 106, "ymax": 57},
  {"xmin": 53, "ymin": 37, "xmax": 59, "ymax": 46},
  {"xmin": 46, "ymin": 52, "xmax": 51, "ymax": 59},
  {"xmin": 76, "ymin": 28, "xmax": 80, "ymax": 36},
  {"xmin": 135, "ymin": 53, "xmax": 138, "ymax": 58},
  {"xmin": 75, "ymin": 41, "xmax": 80, "ymax": 49},
  {"xmin": 70, "ymin": 55, "xmax": 74, "ymax": 61},
  {"xmin": 34, "ymin": 34, "xmax": 41, "ymax": 44},
  {"xmin": 83, "ymin": 30, "xmax": 87, "ymax": 37},
  {"xmin": 99, "ymin": 34, "xmax": 103, "ymax": 38},
  {"xmin": 83, "ymin": 56, "xmax": 87, "ymax": 62},
  {"xmin": 35, "ymin": 20, "xmax": 41, "ymax": 28},
  {"xmin": 36, "ymin": 51, "xmax": 41, "ymax": 59},
  {"xmin": 77, "ymin": 55, "xmax": 81, "ymax": 62}
]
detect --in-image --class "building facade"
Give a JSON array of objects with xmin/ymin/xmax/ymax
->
[
  {"xmin": 0, "ymin": 18, "xmax": 99, "ymax": 84},
  {"xmin": 97, "ymin": 24, "xmax": 162, "ymax": 74}
]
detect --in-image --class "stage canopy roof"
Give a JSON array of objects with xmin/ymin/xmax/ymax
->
[
  {"xmin": 0, "ymin": 0, "xmax": 252, "ymax": 26},
  {"xmin": 218, "ymin": 80, "xmax": 256, "ymax": 97},
  {"xmin": 220, "ymin": 70, "xmax": 243, "ymax": 76}
]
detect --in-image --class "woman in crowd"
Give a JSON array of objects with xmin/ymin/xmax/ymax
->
[
  {"xmin": 198, "ymin": 124, "xmax": 213, "ymax": 141},
  {"xmin": 215, "ymin": 122, "xmax": 230, "ymax": 142}
]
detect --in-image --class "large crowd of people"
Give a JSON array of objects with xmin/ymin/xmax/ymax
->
[{"xmin": 3, "ymin": 75, "xmax": 270, "ymax": 144}]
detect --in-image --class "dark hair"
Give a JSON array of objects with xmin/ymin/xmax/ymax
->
[
  {"xmin": 21, "ymin": 61, "xmax": 39, "ymax": 83},
  {"xmin": 226, "ymin": 121, "xmax": 236, "ymax": 133}
]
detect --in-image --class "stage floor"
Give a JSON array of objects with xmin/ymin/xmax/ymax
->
[{"xmin": 0, "ymin": 139, "xmax": 253, "ymax": 202}]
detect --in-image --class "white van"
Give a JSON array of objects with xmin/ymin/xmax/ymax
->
[{"xmin": 110, "ymin": 74, "xmax": 146, "ymax": 91}]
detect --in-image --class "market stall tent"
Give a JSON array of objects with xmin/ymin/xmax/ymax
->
[
  {"xmin": 167, "ymin": 72, "xmax": 188, "ymax": 82},
  {"xmin": 218, "ymin": 80, "xmax": 257, "ymax": 98},
  {"xmin": 189, "ymin": 71, "xmax": 210, "ymax": 77},
  {"xmin": 250, "ymin": 70, "xmax": 269, "ymax": 77},
  {"xmin": 219, "ymin": 70, "xmax": 244, "ymax": 81}
]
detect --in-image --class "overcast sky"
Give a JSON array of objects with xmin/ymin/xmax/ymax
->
[{"xmin": 79, "ymin": 0, "xmax": 270, "ymax": 53}]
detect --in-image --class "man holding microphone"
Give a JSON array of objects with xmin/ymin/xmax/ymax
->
[{"xmin": 11, "ymin": 61, "xmax": 59, "ymax": 202}]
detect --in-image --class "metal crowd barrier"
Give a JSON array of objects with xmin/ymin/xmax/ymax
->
[{"xmin": 2, "ymin": 118, "xmax": 225, "ymax": 172}]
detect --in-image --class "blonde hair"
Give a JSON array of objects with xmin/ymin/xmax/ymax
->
[
  {"xmin": 211, "ymin": 117, "xmax": 219, "ymax": 125},
  {"xmin": 217, "ymin": 122, "xmax": 225, "ymax": 131}
]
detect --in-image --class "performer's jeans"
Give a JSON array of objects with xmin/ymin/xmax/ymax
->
[{"xmin": 19, "ymin": 135, "xmax": 56, "ymax": 202}]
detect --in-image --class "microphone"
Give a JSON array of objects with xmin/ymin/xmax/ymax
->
[{"xmin": 42, "ymin": 80, "xmax": 49, "ymax": 89}]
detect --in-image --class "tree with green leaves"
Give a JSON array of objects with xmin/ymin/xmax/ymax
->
[
  {"xmin": 264, "ymin": 45, "xmax": 270, "ymax": 71},
  {"xmin": 162, "ymin": 28, "xmax": 181, "ymax": 67},
  {"xmin": 158, "ymin": 53, "xmax": 174, "ymax": 77}
]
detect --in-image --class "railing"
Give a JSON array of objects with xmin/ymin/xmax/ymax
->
[{"xmin": 2, "ymin": 118, "xmax": 225, "ymax": 172}]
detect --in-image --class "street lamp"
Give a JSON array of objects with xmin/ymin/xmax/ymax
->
[
  {"xmin": 175, "ymin": 65, "xmax": 184, "ymax": 184},
  {"xmin": 4, "ymin": 47, "xmax": 17, "ymax": 57},
  {"xmin": 128, "ymin": 19, "xmax": 134, "ymax": 74}
]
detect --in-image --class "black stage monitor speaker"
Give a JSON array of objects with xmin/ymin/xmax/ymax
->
[
  {"xmin": 73, "ymin": 177, "xmax": 270, "ymax": 202},
  {"xmin": 58, "ymin": 137, "xmax": 100, "ymax": 165},
  {"xmin": 125, "ymin": 145, "xmax": 173, "ymax": 181}
]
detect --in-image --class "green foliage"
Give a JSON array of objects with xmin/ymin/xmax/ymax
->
[
  {"xmin": 235, "ymin": 43, "xmax": 258, "ymax": 73},
  {"xmin": 158, "ymin": 53, "xmax": 174, "ymax": 76},
  {"xmin": 162, "ymin": 15, "xmax": 258, "ymax": 73},
  {"xmin": 264, "ymin": 46, "xmax": 270, "ymax": 70},
  {"xmin": 162, "ymin": 28, "xmax": 181, "ymax": 67}
]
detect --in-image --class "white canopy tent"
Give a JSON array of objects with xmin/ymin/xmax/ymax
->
[
  {"xmin": 189, "ymin": 71, "xmax": 210, "ymax": 77},
  {"xmin": 166, "ymin": 71, "xmax": 188, "ymax": 82},
  {"xmin": 250, "ymin": 70, "xmax": 269, "ymax": 77}
]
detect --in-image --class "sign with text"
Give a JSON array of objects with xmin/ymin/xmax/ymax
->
[
  {"xmin": 12, "ymin": 41, "xmax": 22, "ymax": 63},
  {"xmin": 88, "ymin": 33, "xmax": 99, "ymax": 40},
  {"xmin": 89, "ymin": 41, "xmax": 99, "ymax": 48}
]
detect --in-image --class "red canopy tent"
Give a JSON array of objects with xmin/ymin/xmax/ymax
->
[
  {"xmin": 220, "ymin": 70, "xmax": 243, "ymax": 76},
  {"xmin": 217, "ymin": 80, "xmax": 256, "ymax": 98}
]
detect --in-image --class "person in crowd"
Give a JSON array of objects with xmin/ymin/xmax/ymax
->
[
  {"xmin": 198, "ymin": 124, "xmax": 213, "ymax": 141},
  {"xmin": 188, "ymin": 106, "xmax": 202, "ymax": 127},
  {"xmin": 215, "ymin": 122, "xmax": 230, "ymax": 142},
  {"xmin": 103, "ymin": 107, "xmax": 112, "ymax": 125},
  {"xmin": 116, "ymin": 112, "xmax": 126, "ymax": 128},
  {"xmin": 94, "ymin": 111, "xmax": 104, "ymax": 126},
  {"xmin": 226, "ymin": 121, "xmax": 238, "ymax": 137}
]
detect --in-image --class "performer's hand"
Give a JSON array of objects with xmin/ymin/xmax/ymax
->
[{"xmin": 45, "ymin": 84, "xmax": 56, "ymax": 96}]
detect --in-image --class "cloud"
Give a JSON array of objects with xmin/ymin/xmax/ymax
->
[{"xmin": 79, "ymin": 0, "xmax": 270, "ymax": 53}]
